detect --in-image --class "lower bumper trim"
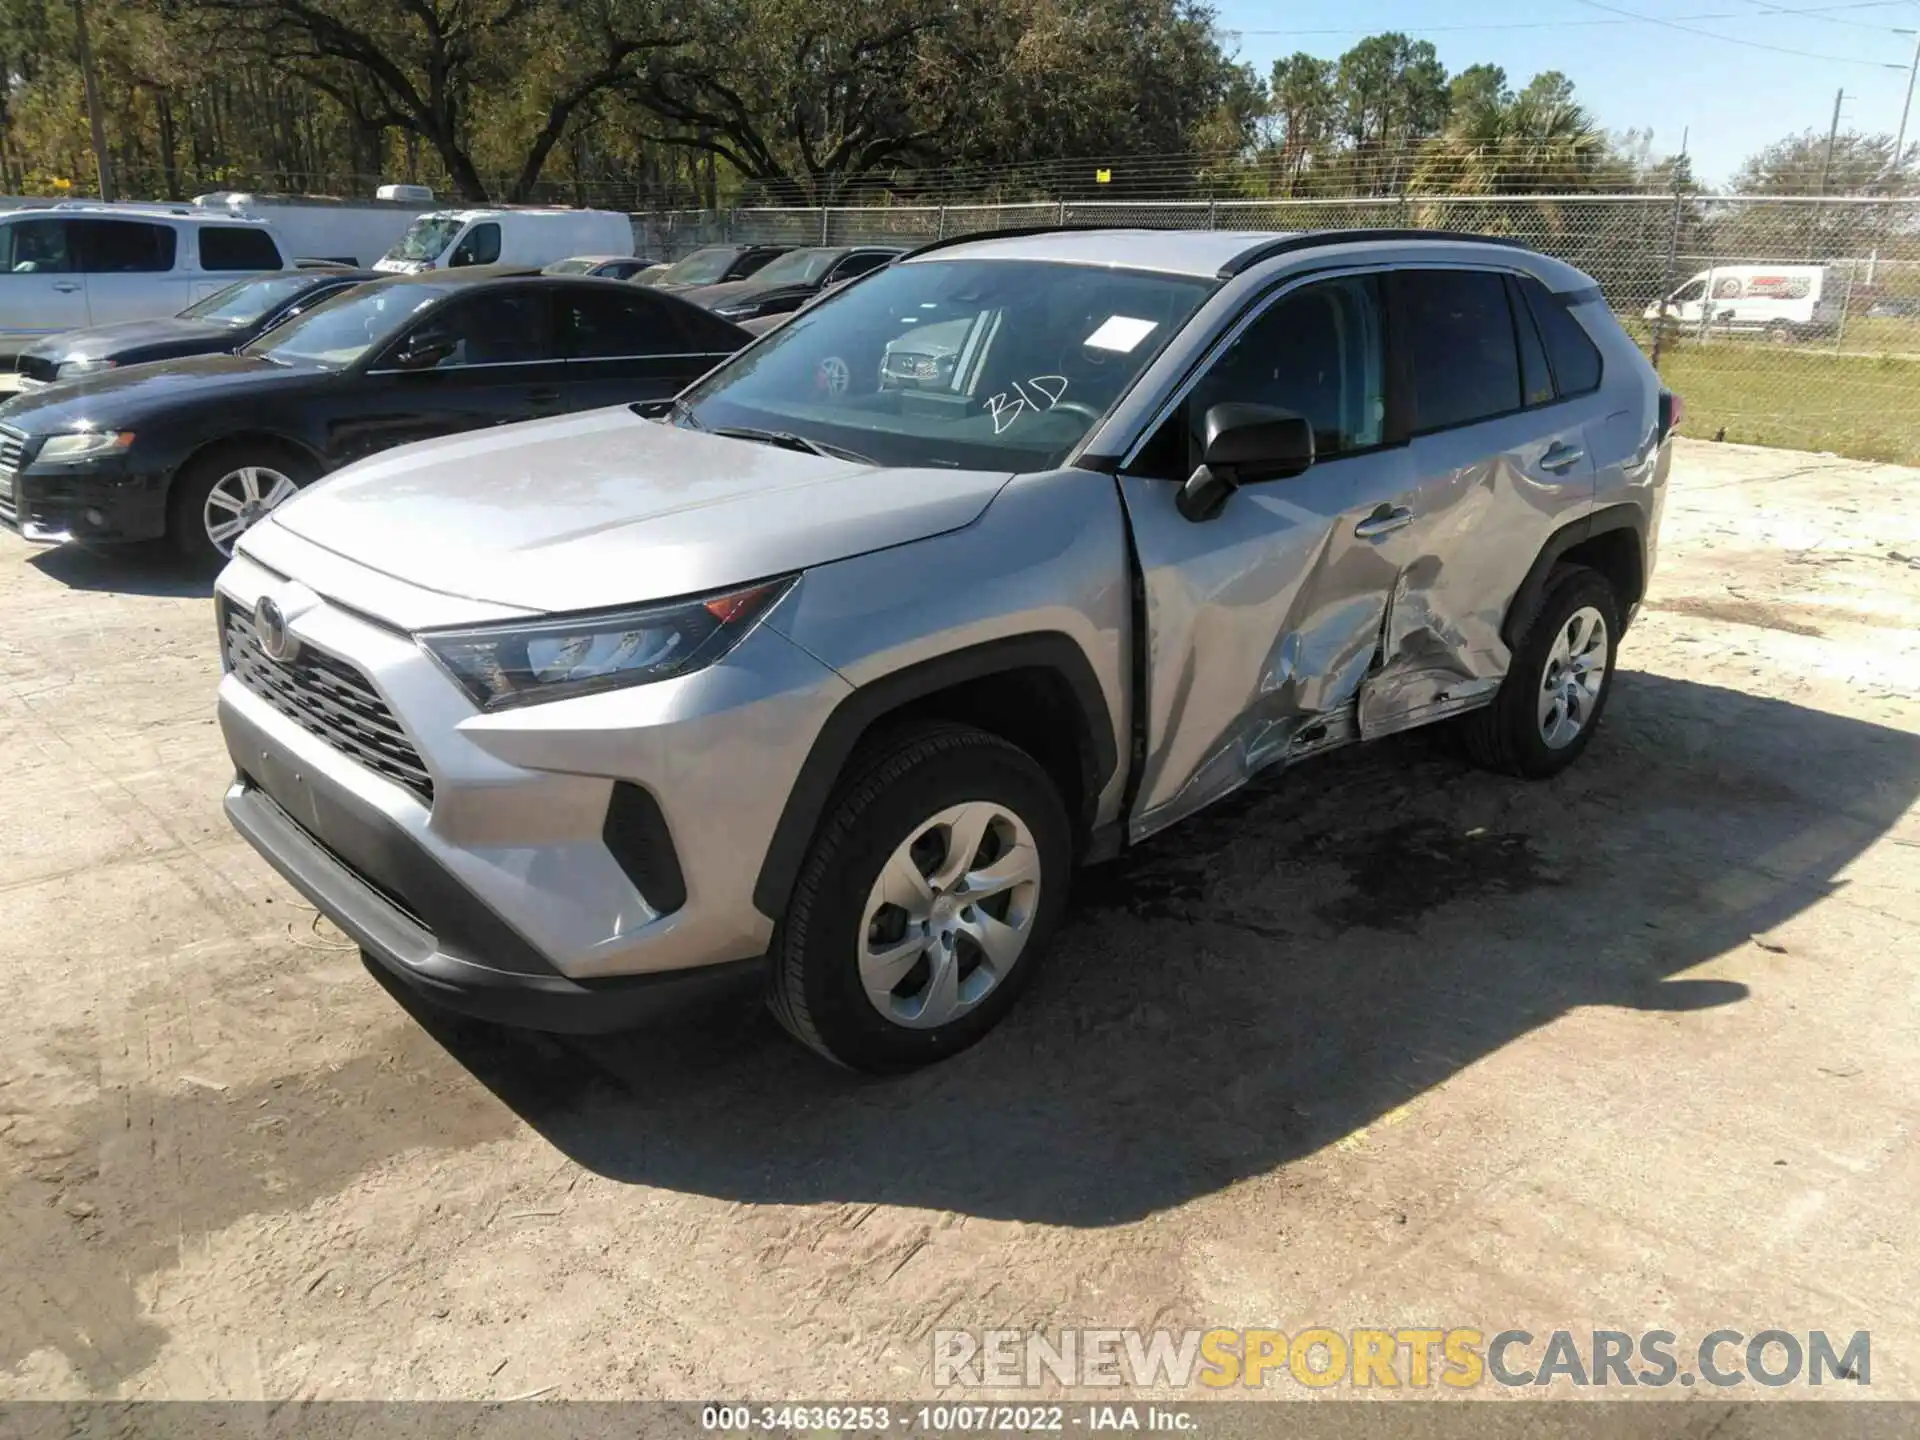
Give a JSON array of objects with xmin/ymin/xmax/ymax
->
[{"xmin": 226, "ymin": 782, "xmax": 762, "ymax": 1034}]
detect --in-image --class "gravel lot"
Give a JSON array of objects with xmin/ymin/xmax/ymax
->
[{"xmin": 1, "ymin": 439, "xmax": 1917, "ymax": 1402}]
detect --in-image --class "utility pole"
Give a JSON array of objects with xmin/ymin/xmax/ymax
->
[
  {"xmin": 71, "ymin": 0, "xmax": 114, "ymax": 200},
  {"xmin": 1820, "ymin": 87, "xmax": 1850, "ymax": 195},
  {"xmin": 1895, "ymin": 27, "xmax": 1919, "ymax": 177}
]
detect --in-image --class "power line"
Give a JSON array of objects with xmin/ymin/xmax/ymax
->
[
  {"xmin": 1230, "ymin": 1, "xmax": 1916, "ymax": 40},
  {"xmin": 1565, "ymin": 0, "xmax": 1913, "ymax": 65},
  {"xmin": 1727, "ymin": 0, "xmax": 1918, "ymax": 32}
]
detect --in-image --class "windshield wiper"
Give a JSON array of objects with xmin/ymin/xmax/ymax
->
[{"xmin": 710, "ymin": 426, "xmax": 874, "ymax": 465}]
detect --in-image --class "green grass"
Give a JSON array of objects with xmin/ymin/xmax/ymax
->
[{"xmin": 1651, "ymin": 343, "xmax": 1920, "ymax": 467}]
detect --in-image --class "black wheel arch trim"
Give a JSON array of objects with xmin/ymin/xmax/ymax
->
[
  {"xmin": 751, "ymin": 632, "xmax": 1118, "ymax": 921},
  {"xmin": 1501, "ymin": 502, "xmax": 1646, "ymax": 651}
]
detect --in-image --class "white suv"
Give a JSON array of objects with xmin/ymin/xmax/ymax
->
[{"xmin": 1, "ymin": 202, "xmax": 289, "ymax": 357}]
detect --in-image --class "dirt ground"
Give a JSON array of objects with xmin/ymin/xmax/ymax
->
[{"xmin": 1, "ymin": 438, "xmax": 1917, "ymax": 1404}]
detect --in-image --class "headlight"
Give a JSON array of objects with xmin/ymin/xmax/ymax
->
[
  {"xmin": 36, "ymin": 430, "xmax": 135, "ymax": 463},
  {"xmin": 419, "ymin": 578, "xmax": 794, "ymax": 711},
  {"xmin": 56, "ymin": 357, "xmax": 117, "ymax": 378}
]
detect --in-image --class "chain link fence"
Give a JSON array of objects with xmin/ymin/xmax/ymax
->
[{"xmin": 641, "ymin": 194, "xmax": 1920, "ymax": 465}]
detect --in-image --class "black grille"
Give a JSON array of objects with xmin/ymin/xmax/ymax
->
[
  {"xmin": 0, "ymin": 426, "xmax": 22, "ymax": 522},
  {"xmin": 223, "ymin": 600, "xmax": 434, "ymax": 806},
  {"xmin": 0, "ymin": 426, "xmax": 25, "ymax": 473}
]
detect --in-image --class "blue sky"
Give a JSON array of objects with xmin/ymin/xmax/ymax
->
[{"xmin": 1212, "ymin": 0, "xmax": 1920, "ymax": 186}]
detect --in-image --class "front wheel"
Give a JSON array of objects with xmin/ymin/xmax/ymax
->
[
  {"xmin": 767, "ymin": 722, "xmax": 1072, "ymax": 1071},
  {"xmin": 1462, "ymin": 566, "xmax": 1620, "ymax": 779},
  {"xmin": 168, "ymin": 444, "xmax": 315, "ymax": 566}
]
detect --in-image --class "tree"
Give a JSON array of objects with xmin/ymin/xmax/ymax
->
[
  {"xmin": 1267, "ymin": 52, "xmax": 1334, "ymax": 193},
  {"xmin": 181, "ymin": 0, "xmax": 683, "ymax": 201},
  {"xmin": 1448, "ymin": 63, "xmax": 1508, "ymax": 117},
  {"xmin": 1410, "ymin": 72, "xmax": 1613, "ymax": 197},
  {"xmin": 1727, "ymin": 129, "xmax": 1918, "ymax": 260},
  {"xmin": 1332, "ymin": 31, "xmax": 1448, "ymax": 189}
]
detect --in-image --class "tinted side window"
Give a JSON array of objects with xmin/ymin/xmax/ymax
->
[
  {"xmin": 1398, "ymin": 269, "xmax": 1521, "ymax": 432},
  {"xmin": 1134, "ymin": 274, "xmax": 1386, "ymax": 479},
  {"xmin": 563, "ymin": 287, "xmax": 678, "ymax": 358},
  {"xmin": 72, "ymin": 219, "xmax": 177, "ymax": 274},
  {"xmin": 665, "ymin": 299, "xmax": 752, "ymax": 354},
  {"xmin": 3, "ymin": 219, "xmax": 73, "ymax": 274},
  {"xmin": 199, "ymin": 225, "xmax": 283, "ymax": 271},
  {"xmin": 1507, "ymin": 276, "xmax": 1556, "ymax": 408},
  {"xmin": 831, "ymin": 251, "xmax": 894, "ymax": 283},
  {"xmin": 403, "ymin": 291, "xmax": 551, "ymax": 367},
  {"xmin": 1519, "ymin": 276, "xmax": 1605, "ymax": 397},
  {"xmin": 451, "ymin": 223, "xmax": 501, "ymax": 267},
  {"xmin": 732, "ymin": 250, "xmax": 781, "ymax": 280}
]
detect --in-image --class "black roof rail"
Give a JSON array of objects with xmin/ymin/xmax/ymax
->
[
  {"xmin": 1219, "ymin": 228, "xmax": 1533, "ymax": 277},
  {"xmin": 900, "ymin": 223, "xmax": 1127, "ymax": 261}
]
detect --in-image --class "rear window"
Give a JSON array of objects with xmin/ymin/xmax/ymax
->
[
  {"xmin": 1397, "ymin": 269, "xmax": 1522, "ymax": 433},
  {"xmin": 72, "ymin": 219, "xmax": 177, "ymax": 274},
  {"xmin": 198, "ymin": 225, "xmax": 283, "ymax": 272},
  {"xmin": 1518, "ymin": 276, "xmax": 1604, "ymax": 397}
]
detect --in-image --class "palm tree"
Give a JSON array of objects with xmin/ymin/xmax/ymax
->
[{"xmin": 1411, "ymin": 80, "xmax": 1615, "ymax": 198}]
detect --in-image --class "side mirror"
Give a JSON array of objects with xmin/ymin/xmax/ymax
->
[{"xmin": 1176, "ymin": 403, "xmax": 1315, "ymax": 522}]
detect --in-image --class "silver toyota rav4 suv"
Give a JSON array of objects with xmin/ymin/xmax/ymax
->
[{"xmin": 217, "ymin": 227, "xmax": 1674, "ymax": 1071}]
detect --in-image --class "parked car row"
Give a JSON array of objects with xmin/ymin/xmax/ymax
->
[{"xmin": 1, "ymin": 268, "xmax": 750, "ymax": 560}]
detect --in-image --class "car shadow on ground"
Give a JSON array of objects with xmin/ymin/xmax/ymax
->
[
  {"xmin": 26, "ymin": 543, "xmax": 213, "ymax": 598},
  {"xmin": 394, "ymin": 670, "xmax": 1920, "ymax": 1227}
]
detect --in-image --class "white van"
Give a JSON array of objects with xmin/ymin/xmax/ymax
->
[
  {"xmin": 373, "ymin": 208, "xmax": 634, "ymax": 274},
  {"xmin": 1, "ymin": 202, "xmax": 289, "ymax": 355},
  {"xmin": 193, "ymin": 192, "xmax": 430, "ymax": 268},
  {"xmin": 1644, "ymin": 263, "xmax": 1841, "ymax": 340}
]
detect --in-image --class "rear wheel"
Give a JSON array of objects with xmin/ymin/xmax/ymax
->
[
  {"xmin": 767, "ymin": 722, "xmax": 1072, "ymax": 1071},
  {"xmin": 168, "ymin": 443, "xmax": 315, "ymax": 566},
  {"xmin": 1462, "ymin": 566, "xmax": 1620, "ymax": 779}
]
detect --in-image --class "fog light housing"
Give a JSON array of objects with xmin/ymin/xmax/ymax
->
[{"xmin": 85, "ymin": 507, "xmax": 105, "ymax": 527}]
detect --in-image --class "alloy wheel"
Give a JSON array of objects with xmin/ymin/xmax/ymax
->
[
  {"xmin": 1537, "ymin": 604, "xmax": 1610, "ymax": 749},
  {"xmin": 204, "ymin": 465, "xmax": 299, "ymax": 556}
]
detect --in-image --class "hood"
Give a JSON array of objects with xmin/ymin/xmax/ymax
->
[
  {"xmin": 0, "ymin": 353, "xmax": 326, "ymax": 432},
  {"xmin": 263, "ymin": 405, "xmax": 1013, "ymax": 615},
  {"xmin": 687, "ymin": 277, "xmax": 812, "ymax": 311},
  {"xmin": 19, "ymin": 317, "xmax": 236, "ymax": 365}
]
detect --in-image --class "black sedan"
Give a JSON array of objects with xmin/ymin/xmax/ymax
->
[
  {"xmin": 684, "ymin": 245, "xmax": 903, "ymax": 324},
  {"xmin": 0, "ymin": 268, "xmax": 749, "ymax": 564},
  {"xmin": 12, "ymin": 269, "xmax": 381, "ymax": 387}
]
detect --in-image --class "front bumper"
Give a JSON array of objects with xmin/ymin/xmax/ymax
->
[
  {"xmin": 215, "ymin": 541, "xmax": 853, "ymax": 1029},
  {"xmin": 0, "ymin": 453, "xmax": 171, "ymax": 545}
]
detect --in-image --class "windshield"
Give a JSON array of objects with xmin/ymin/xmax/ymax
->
[
  {"xmin": 243, "ymin": 281, "xmax": 439, "ymax": 368},
  {"xmin": 384, "ymin": 216, "xmax": 464, "ymax": 264},
  {"xmin": 655, "ymin": 247, "xmax": 743, "ymax": 287},
  {"xmin": 544, "ymin": 258, "xmax": 597, "ymax": 275},
  {"xmin": 179, "ymin": 273, "xmax": 330, "ymax": 327},
  {"xmin": 677, "ymin": 259, "xmax": 1215, "ymax": 472},
  {"xmin": 745, "ymin": 249, "xmax": 839, "ymax": 286}
]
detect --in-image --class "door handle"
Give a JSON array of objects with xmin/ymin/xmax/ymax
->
[
  {"xmin": 525, "ymin": 387, "xmax": 563, "ymax": 408},
  {"xmin": 1353, "ymin": 505, "xmax": 1413, "ymax": 539},
  {"xmin": 1540, "ymin": 443, "xmax": 1586, "ymax": 474},
  {"xmin": 53, "ymin": 281, "xmax": 81, "ymax": 293}
]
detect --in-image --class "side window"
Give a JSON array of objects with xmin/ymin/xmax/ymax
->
[
  {"xmin": 3, "ymin": 219, "xmax": 73, "ymax": 274},
  {"xmin": 72, "ymin": 219, "xmax": 177, "ymax": 274},
  {"xmin": 666, "ymin": 298, "xmax": 755, "ymax": 354},
  {"xmin": 1397, "ymin": 269, "xmax": 1522, "ymax": 433},
  {"xmin": 199, "ymin": 225, "xmax": 283, "ymax": 271},
  {"xmin": 1506, "ymin": 276, "xmax": 1556, "ymax": 408},
  {"xmin": 1132, "ymin": 274, "xmax": 1386, "ymax": 480},
  {"xmin": 450, "ymin": 223, "xmax": 502, "ymax": 267},
  {"xmin": 830, "ymin": 251, "xmax": 893, "ymax": 283},
  {"xmin": 1517, "ymin": 276, "xmax": 1605, "ymax": 397},
  {"xmin": 398, "ymin": 291, "xmax": 551, "ymax": 368},
  {"xmin": 562, "ymin": 287, "xmax": 677, "ymax": 358},
  {"xmin": 1671, "ymin": 278, "xmax": 1706, "ymax": 303}
]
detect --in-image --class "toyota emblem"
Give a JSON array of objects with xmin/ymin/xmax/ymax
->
[{"xmin": 255, "ymin": 595, "xmax": 299, "ymax": 663}]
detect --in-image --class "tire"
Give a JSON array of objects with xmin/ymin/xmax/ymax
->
[
  {"xmin": 167, "ymin": 442, "xmax": 316, "ymax": 567},
  {"xmin": 1462, "ymin": 565, "xmax": 1621, "ymax": 779},
  {"xmin": 1766, "ymin": 322, "xmax": 1794, "ymax": 346},
  {"xmin": 767, "ymin": 722, "xmax": 1073, "ymax": 1072}
]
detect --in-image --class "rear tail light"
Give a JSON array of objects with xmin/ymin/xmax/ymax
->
[{"xmin": 1658, "ymin": 390, "xmax": 1685, "ymax": 440}]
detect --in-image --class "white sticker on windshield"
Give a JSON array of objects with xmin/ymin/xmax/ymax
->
[{"xmin": 1084, "ymin": 315, "xmax": 1159, "ymax": 353}]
